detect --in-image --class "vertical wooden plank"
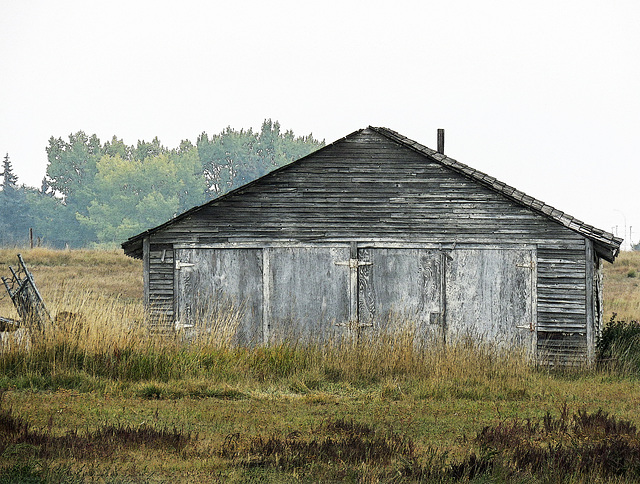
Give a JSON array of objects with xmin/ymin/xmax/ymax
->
[
  {"xmin": 530, "ymin": 250, "xmax": 538, "ymax": 360},
  {"xmin": 349, "ymin": 242, "xmax": 358, "ymax": 326},
  {"xmin": 585, "ymin": 240, "xmax": 595, "ymax": 363},
  {"xmin": 418, "ymin": 249, "xmax": 445, "ymax": 344},
  {"xmin": 173, "ymin": 248, "xmax": 185, "ymax": 327},
  {"xmin": 358, "ymin": 248, "xmax": 375, "ymax": 322},
  {"xmin": 262, "ymin": 248, "xmax": 270, "ymax": 345},
  {"xmin": 173, "ymin": 248, "xmax": 179, "ymax": 327},
  {"xmin": 180, "ymin": 249, "xmax": 196, "ymax": 328},
  {"xmin": 440, "ymin": 251, "xmax": 448, "ymax": 345},
  {"xmin": 596, "ymin": 257, "xmax": 604, "ymax": 338}
]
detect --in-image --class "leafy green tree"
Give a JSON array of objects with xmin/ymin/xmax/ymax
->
[
  {"xmin": 172, "ymin": 140, "xmax": 208, "ymax": 211},
  {"xmin": 132, "ymin": 137, "xmax": 166, "ymax": 161},
  {"xmin": 197, "ymin": 127, "xmax": 259, "ymax": 197},
  {"xmin": 196, "ymin": 119, "xmax": 323, "ymax": 198},
  {"xmin": 26, "ymin": 121, "xmax": 323, "ymax": 247},
  {"xmin": 280, "ymin": 128, "xmax": 326, "ymax": 164},
  {"xmin": 78, "ymin": 151, "xmax": 206, "ymax": 244},
  {"xmin": 45, "ymin": 131, "xmax": 102, "ymax": 204},
  {"xmin": 103, "ymin": 135, "xmax": 131, "ymax": 159},
  {"xmin": 44, "ymin": 131, "xmax": 103, "ymax": 245}
]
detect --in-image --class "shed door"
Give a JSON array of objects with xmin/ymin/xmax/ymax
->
[
  {"xmin": 265, "ymin": 246, "xmax": 351, "ymax": 343},
  {"xmin": 175, "ymin": 248, "xmax": 263, "ymax": 345},
  {"xmin": 357, "ymin": 248, "xmax": 444, "ymax": 344},
  {"xmin": 445, "ymin": 248, "xmax": 536, "ymax": 355}
]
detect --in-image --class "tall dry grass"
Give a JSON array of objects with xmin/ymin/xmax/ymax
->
[
  {"xmin": 603, "ymin": 250, "xmax": 640, "ymax": 321},
  {"xmin": 1, "ymin": 288, "xmax": 533, "ymax": 394},
  {"xmin": 0, "ymin": 247, "xmax": 142, "ymax": 319},
  {"xmin": 1, "ymin": 320, "xmax": 534, "ymax": 400},
  {"xmin": 3, "ymin": 248, "xmax": 640, "ymax": 483},
  {"xmin": 0, "ymin": 247, "xmax": 636, "ymax": 393}
]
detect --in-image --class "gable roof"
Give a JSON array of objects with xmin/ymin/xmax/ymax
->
[
  {"xmin": 370, "ymin": 127, "xmax": 622, "ymax": 262},
  {"xmin": 122, "ymin": 126, "xmax": 622, "ymax": 262}
]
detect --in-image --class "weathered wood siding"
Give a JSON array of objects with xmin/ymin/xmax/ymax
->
[
  {"xmin": 144, "ymin": 129, "xmax": 593, "ymax": 361},
  {"xmin": 357, "ymin": 248, "xmax": 444, "ymax": 339},
  {"xmin": 145, "ymin": 245, "xmax": 174, "ymax": 332}
]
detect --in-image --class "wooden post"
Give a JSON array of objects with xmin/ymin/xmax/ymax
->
[
  {"xmin": 437, "ymin": 129, "xmax": 445, "ymax": 154},
  {"xmin": 29, "ymin": 228, "xmax": 33, "ymax": 249}
]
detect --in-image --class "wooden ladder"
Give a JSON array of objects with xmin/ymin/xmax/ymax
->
[{"xmin": 1, "ymin": 254, "xmax": 52, "ymax": 335}]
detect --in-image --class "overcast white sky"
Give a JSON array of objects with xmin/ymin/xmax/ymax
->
[{"xmin": 1, "ymin": 1, "xmax": 639, "ymax": 249}]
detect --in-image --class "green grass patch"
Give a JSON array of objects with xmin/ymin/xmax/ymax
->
[
  {"xmin": 598, "ymin": 313, "xmax": 640, "ymax": 374},
  {"xmin": 3, "ymin": 248, "xmax": 640, "ymax": 481}
]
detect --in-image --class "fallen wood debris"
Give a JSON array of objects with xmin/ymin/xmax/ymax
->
[
  {"xmin": 1, "ymin": 253, "xmax": 52, "ymax": 336},
  {"xmin": 0, "ymin": 315, "xmax": 20, "ymax": 331}
]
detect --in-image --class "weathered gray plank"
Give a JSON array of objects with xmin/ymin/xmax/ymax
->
[
  {"xmin": 357, "ymin": 248, "xmax": 443, "ymax": 342},
  {"xmin": 445, "ymin": 248, "xmax": 536, "ymax": 355},
  {"xmin": 266, "ymin": 246, "xmax": 350, "ymax": 343}
]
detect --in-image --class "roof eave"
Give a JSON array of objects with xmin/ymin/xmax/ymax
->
[
  {"xmin": 594, "ymin": 242, "xmax": 621, "ymax": 264},
  {"xmin": 122, "ymin": 237, "xmax": 144, "ymax": 259}
]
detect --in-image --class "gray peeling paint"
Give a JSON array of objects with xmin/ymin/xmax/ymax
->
[{"xmin": 175, "ymin": 245, "xmax": 537, "ymax": 355}]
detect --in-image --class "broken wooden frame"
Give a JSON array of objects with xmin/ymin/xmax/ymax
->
[
  {"xmin": 1, "ymin": 253, "xmax": 52, "ymax": 335},
  {"xmin": 0, "ymin": 315, "xmax": 20, "ymax": 332}
]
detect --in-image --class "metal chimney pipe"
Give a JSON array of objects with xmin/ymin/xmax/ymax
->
[{"xmin": 437, "ymin": 129, "xmax": 445, "ymax": 154}]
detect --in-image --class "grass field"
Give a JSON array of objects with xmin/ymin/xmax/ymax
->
[{"xmin": 1, "ymin": 248, "xmax": 640, "ymax": 483}]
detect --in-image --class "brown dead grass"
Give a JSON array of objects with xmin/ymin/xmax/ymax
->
[
  {"xmin": 0, "ymin": 248, "xmax": 640, "ymax": 482},
  {"xmin": 603, "ymin": 251, "xmax": 640, "ymax": 322},
  {"xmin": 0, "ymin": 247, "xmax": 142, "ymax": 322}
]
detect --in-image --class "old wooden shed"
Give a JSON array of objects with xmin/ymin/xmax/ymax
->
[{"xmin": 122, "ymin": 127, "xmax": 622, "ymax": 364}]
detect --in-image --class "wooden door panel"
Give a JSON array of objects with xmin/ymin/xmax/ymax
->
[
  {"xmin": 175, "ymin": 248, "xmax": 263, "ymax": 345},
  {"xmin": 445, "ymin": 248, "xmax": 536, "ymax": 354},
  {"xmin": 266, "ymin": 246, "xmax": 351, "ymax": 343},
  {"xmin": 357, "ymin": 248, "xmax": 443, "ymax": 343}
]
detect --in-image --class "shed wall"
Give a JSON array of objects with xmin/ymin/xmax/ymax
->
[{"xmin": 144, "ymin": 129, "xmax": 592, "ymax": 361}]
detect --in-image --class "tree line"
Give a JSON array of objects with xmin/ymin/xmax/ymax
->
[{"xmin": 0, "ymin": 120, "xmax": 324, "ymax": 248}]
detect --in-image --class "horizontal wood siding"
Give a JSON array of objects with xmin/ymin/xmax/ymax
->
[
  {"xmin": 147, "ymin": 246, "xmax": 174, "ymax": 332},
  {"xmin": 536, "ymin": 246, "xmax": 587, "ymax": 361},
  {"xmin": 537, "ymin": 333, "xmax": 587, "ymax": 366},
  {"xmin": 146, "ymin": 129, "xmax": 590, "ymax": 361}
]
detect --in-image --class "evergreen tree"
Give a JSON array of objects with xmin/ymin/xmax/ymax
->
[
  {"xmin": 0, "ymin": 153, "xmax": 31, "ymax": 246},
  {"xmin": 1, "ymin": 153, "xmax": 18, "ymax": 190}
]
